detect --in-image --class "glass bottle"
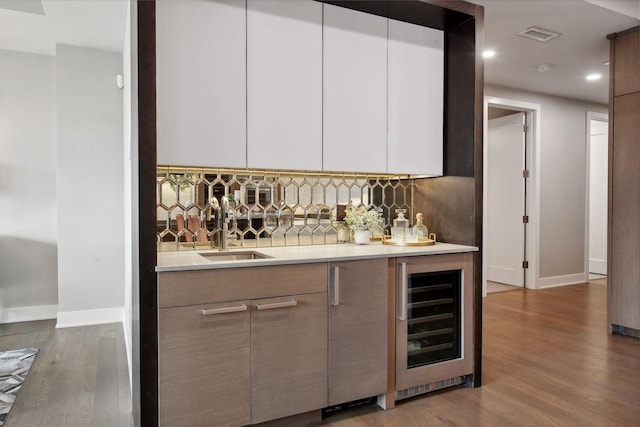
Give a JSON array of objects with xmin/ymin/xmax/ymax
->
[
  {"xmin": 413, "ymin": 213, "xmax": 429, "ymax": 242},
  {"xmin": 393, "ymin": 209, "xmax": 409, "ymax": 229},
  {"xmin": 393, "ymin": 209, "xmax": 409, "ymax": 241}
]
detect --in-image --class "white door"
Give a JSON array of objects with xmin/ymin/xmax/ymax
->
[
  {"xmin": 589, "ymin": 119, "xmax": 608, "ymax": 275},
  {"xmin": 487, "ymin": 113, "xmax": 526, "ymax": 287}
]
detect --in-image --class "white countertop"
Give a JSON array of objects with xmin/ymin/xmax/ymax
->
[{"xmin": 156, "ymin": 241, "xmax": 478, "ymax": 272}]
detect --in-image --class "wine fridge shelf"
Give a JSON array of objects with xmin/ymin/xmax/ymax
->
[
  {"xmin": 408, "ymin": 298, "xmax": 453, "ymax": 309},
  {"xmin": 409, "ymin": 283, "xmax": 453, "ymax": 294},
  {"xmin": 407, "ymin": 313, "xmax": 453, "ymax": 325},
  {"xmin": 407, "ymin": 342, "xmax": 454, "ymax": 356},
  {"xmin": 408, "ymin": 327, "xmax": 453, "ymax": 341}
]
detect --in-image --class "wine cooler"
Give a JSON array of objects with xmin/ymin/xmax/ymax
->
[{"xmin": 395, "ymin": 253, "xmax": 474, "ymax": 398}]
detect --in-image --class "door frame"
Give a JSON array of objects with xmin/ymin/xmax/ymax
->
[
  {"xmin": 584, "ymin": 111, "xmax": 609, "ymax": 281},
  {"xmin": 483, "ymin": 96, "xmax": 541, "ymax": 296}
]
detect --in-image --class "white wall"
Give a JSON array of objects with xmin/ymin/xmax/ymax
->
[
  {"xmin": 56, "ymin": 44, "xmax": 125, "ymax": 326},
  {"xmin": 122, "ymin": 0, "xmax": 134, "ymax": 388},
  {"xmin": 0, "ymin": 50, "xmax": 58, "ymax": 322},
  {"xmin": 486, "ymin": 84, "xmax": 607, "ymax": 286}
]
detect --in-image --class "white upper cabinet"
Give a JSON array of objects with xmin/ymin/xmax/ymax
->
[
  {"xmin": 156, "ymin": 0, "xmax": 246, "ymax": 168},
  {"xmin": 388, "ymin": 19, "xmax": 444, "ymax": 176},
  {"xmin": 247, "ymin": 0, "xmax": 323, "ymax": 170},
  {"xmin": 323, "ymin": 4, "xmax": 388, "ymax": 173}
]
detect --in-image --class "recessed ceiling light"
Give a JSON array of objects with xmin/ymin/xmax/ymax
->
[
  {"xmin": 586, "ymin": 73, "xmax": 602, "ymax": 81},
  {"xmin": 537, "ymin": 63, "xmax": 554, "ymax": 73},
  {"xmin": 483, "ymin": 50, "xmax": 496, "ymax": 58}
]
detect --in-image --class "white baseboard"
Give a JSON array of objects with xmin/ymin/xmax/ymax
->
[
  {"xmin": 0, "ymin": 304, "xmax": 58, "ymax": 324},
  {"xmin": 537, "ymin": 273, "xmax": 587, "ymax": 289},
  {"xmin": 56, "ymin": 307, "xmax": 125, "ymax": 328},
  {"xmin": 122, "ymin": 310, "xmax": 133, "ymax": 390}
]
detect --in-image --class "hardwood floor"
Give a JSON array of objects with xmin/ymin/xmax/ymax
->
[
  {"xmin": 486, "ymin": 280, "xmax": 522, "ymax": 294},
  {"xmin": 2, "ymin": 280, "xmax": 638, "ymax": 426},
  {"xmin": 0, "ymin": 321, "xmax": 132, "ymax": 427},
  {"xmin": 317, "ymin": 280, "xmax": 640, "ymax": 426}
]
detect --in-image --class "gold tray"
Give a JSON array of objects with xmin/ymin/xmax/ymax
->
[{"xmin": 382, "ymin": 239, "xmax": 436, "ymax": 247}]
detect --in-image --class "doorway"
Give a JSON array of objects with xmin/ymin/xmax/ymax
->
[
  {"xmin": 586, "ymin": 112, "xmax": 608, "ymax": 279},
  {"xmin": 486, "ymin": 109, "xmax": 526, "ymax": 289},
  {"xmin": 483, "ymin": 96, "xmax": 541, "ymax": 296}
]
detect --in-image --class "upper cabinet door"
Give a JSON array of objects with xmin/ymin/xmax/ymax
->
[
  {"xmin": 323, "ymin": 4, "xmax": 388, "ymax": 173},
  {"xmin": 156, "ymin": 0, "xmax": 246, "ymax": 168},
  {"xmin": 247, "ymin": 0, "xmax": 323, "ymax": 170},
  {"xmin": 388, "ymin": 19, "xmax": 444, "ymax": 176}
]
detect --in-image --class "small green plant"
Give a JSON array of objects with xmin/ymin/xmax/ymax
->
[
  {"xmin": 168, "ymin": 173, "xmax": 195, "ymax": 192},
  {"xmin": 344, "ymin": 205, "xmax": 383, "ymax": 231}
]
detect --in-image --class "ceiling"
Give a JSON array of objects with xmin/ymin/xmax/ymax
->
[
  {"xmin": 1, "ymin": 0, "xmax": 638, "ymax": 104},
  {"xmin": 0, "ymin": 0, "xmax": 127, "ymax": 56},
  {"xmin": 475, "ymin": 0, "xmax": 639, "ymax": 104}
]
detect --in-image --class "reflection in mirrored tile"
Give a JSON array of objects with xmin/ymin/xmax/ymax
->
[{"xmin": 156, "ymin": 167, "xmax": 414, "ymax": 251}]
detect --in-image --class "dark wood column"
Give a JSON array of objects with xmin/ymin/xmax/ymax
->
[{"xmin": 136, "ymin": 1, "xmax": 158, "ymax": 425}]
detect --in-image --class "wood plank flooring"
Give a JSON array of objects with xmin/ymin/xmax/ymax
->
[
  {"xmin": 316, "ymin": 280, "xmax": 640, "ymax": 426},
  {"xmin": 486, "ymin": 281, "xmax": 522, "ymax": 294},
  {"xmin": 1, "ymin": 280, "xmax": 638, "ymax": 426},
  {"xmin": 0, "ymin": 321, "xmax": 132, "ymax": 427}
]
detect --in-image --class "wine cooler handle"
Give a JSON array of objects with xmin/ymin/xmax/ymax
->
[
  {"xmin": 398, "ymin": 262, "xmax": 408, "ymax": 321},
  {"xmin": 256, "ymin": 300, "xmax": 298, "ymax": 311},
  {"xmin": 331, "ymin": 266, "xmax": 341, "ymax": 306},
  {"xmin": 202, "ymin": 304, "xmax": 248, "ymax": 316}
]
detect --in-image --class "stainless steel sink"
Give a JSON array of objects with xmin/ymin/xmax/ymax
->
[{"xmin": 199, "ymin": 251, "xmax": 272, "ymax": 262}]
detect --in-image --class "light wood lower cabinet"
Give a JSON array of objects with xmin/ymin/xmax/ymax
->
[
  {"xmin": 328, "ymin": 259, "xmax": 388, "ymax": 405},
  {"xmin": 159, "ymin": 300, "xmax": 251, "ymax": 427},
  {"xmin": 251, "ymin": 292, "xmax": 328, "ymax": 424},
  {"xmin": 158, "ymin": 264, "xmax": 328, "ymax": 427}
]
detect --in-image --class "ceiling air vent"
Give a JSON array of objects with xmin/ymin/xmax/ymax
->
[{"xmin": 518, "ymin": 26, "xmax": 561, "ymax": 42}]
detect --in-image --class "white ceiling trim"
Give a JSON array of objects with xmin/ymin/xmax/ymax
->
[{"xmin": 584, "ymin": 0, "xmax": 640, "ymax": 20}]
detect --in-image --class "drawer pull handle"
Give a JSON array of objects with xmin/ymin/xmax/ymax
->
[
  {"xmin": 398, "ymin": 262, "xmax": 408, "ymax": 321},
  {"xmin": 202, "ymin": 304, "xmax": 248, "ymax": 316},
  {"xmin": 332, "ymin": 266, "xmax": 340, "ymax": 306},
  {"xmin": 256, "ymin": 300, "xmax": 298, "ymax": 311}
]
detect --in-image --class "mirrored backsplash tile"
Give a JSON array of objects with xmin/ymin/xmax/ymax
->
[{"xmin": 157, "ymin": 166, "xmax": 414, "ymax": 251}]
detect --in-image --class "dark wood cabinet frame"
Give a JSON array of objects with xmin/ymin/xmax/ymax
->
[{"xmin": 135, "ymin": 1, "xmax": 484, "ymax": 424}]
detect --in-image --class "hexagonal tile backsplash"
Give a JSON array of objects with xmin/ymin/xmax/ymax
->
[{"xmin": 157, "ymin": 166, "xmax": 414, "ymax": 251}]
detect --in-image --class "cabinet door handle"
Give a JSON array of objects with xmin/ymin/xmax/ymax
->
[
  {"xmin": 398, "ymin": 262, "xmax": 408, "ymax": 321},
  {"xmin": 332, "ymin": 266, "xmax": 340, "ymax": 306},
  {"xmin": 202, "ymin": 304, "xmax": 248, "ymax": 316},
  {"xmin": 256, "ymin": 300, "xmax": 298, "ymax": 311}
]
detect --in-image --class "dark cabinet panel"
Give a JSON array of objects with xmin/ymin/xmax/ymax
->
[
  {"xmin": 610, "ymin": 92, "xmax": 640, "ymax": 330},
  {"xmin": 613, "ymin": 29, "xmax": 639, "ymax": 97}
]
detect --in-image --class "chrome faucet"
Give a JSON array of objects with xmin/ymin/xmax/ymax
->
[{"xmin": 219, "ymin": 195, "xmax": 230, "ymax": 251}]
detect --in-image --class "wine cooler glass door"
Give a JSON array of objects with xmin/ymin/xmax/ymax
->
[{"xmin": 406, "ymin": 270, "xmax": 461, "ymax": 368}]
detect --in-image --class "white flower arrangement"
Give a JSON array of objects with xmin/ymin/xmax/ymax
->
[{"xmin": 344, "ymin": 205, "xmax": 384, "ymax": 231}]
